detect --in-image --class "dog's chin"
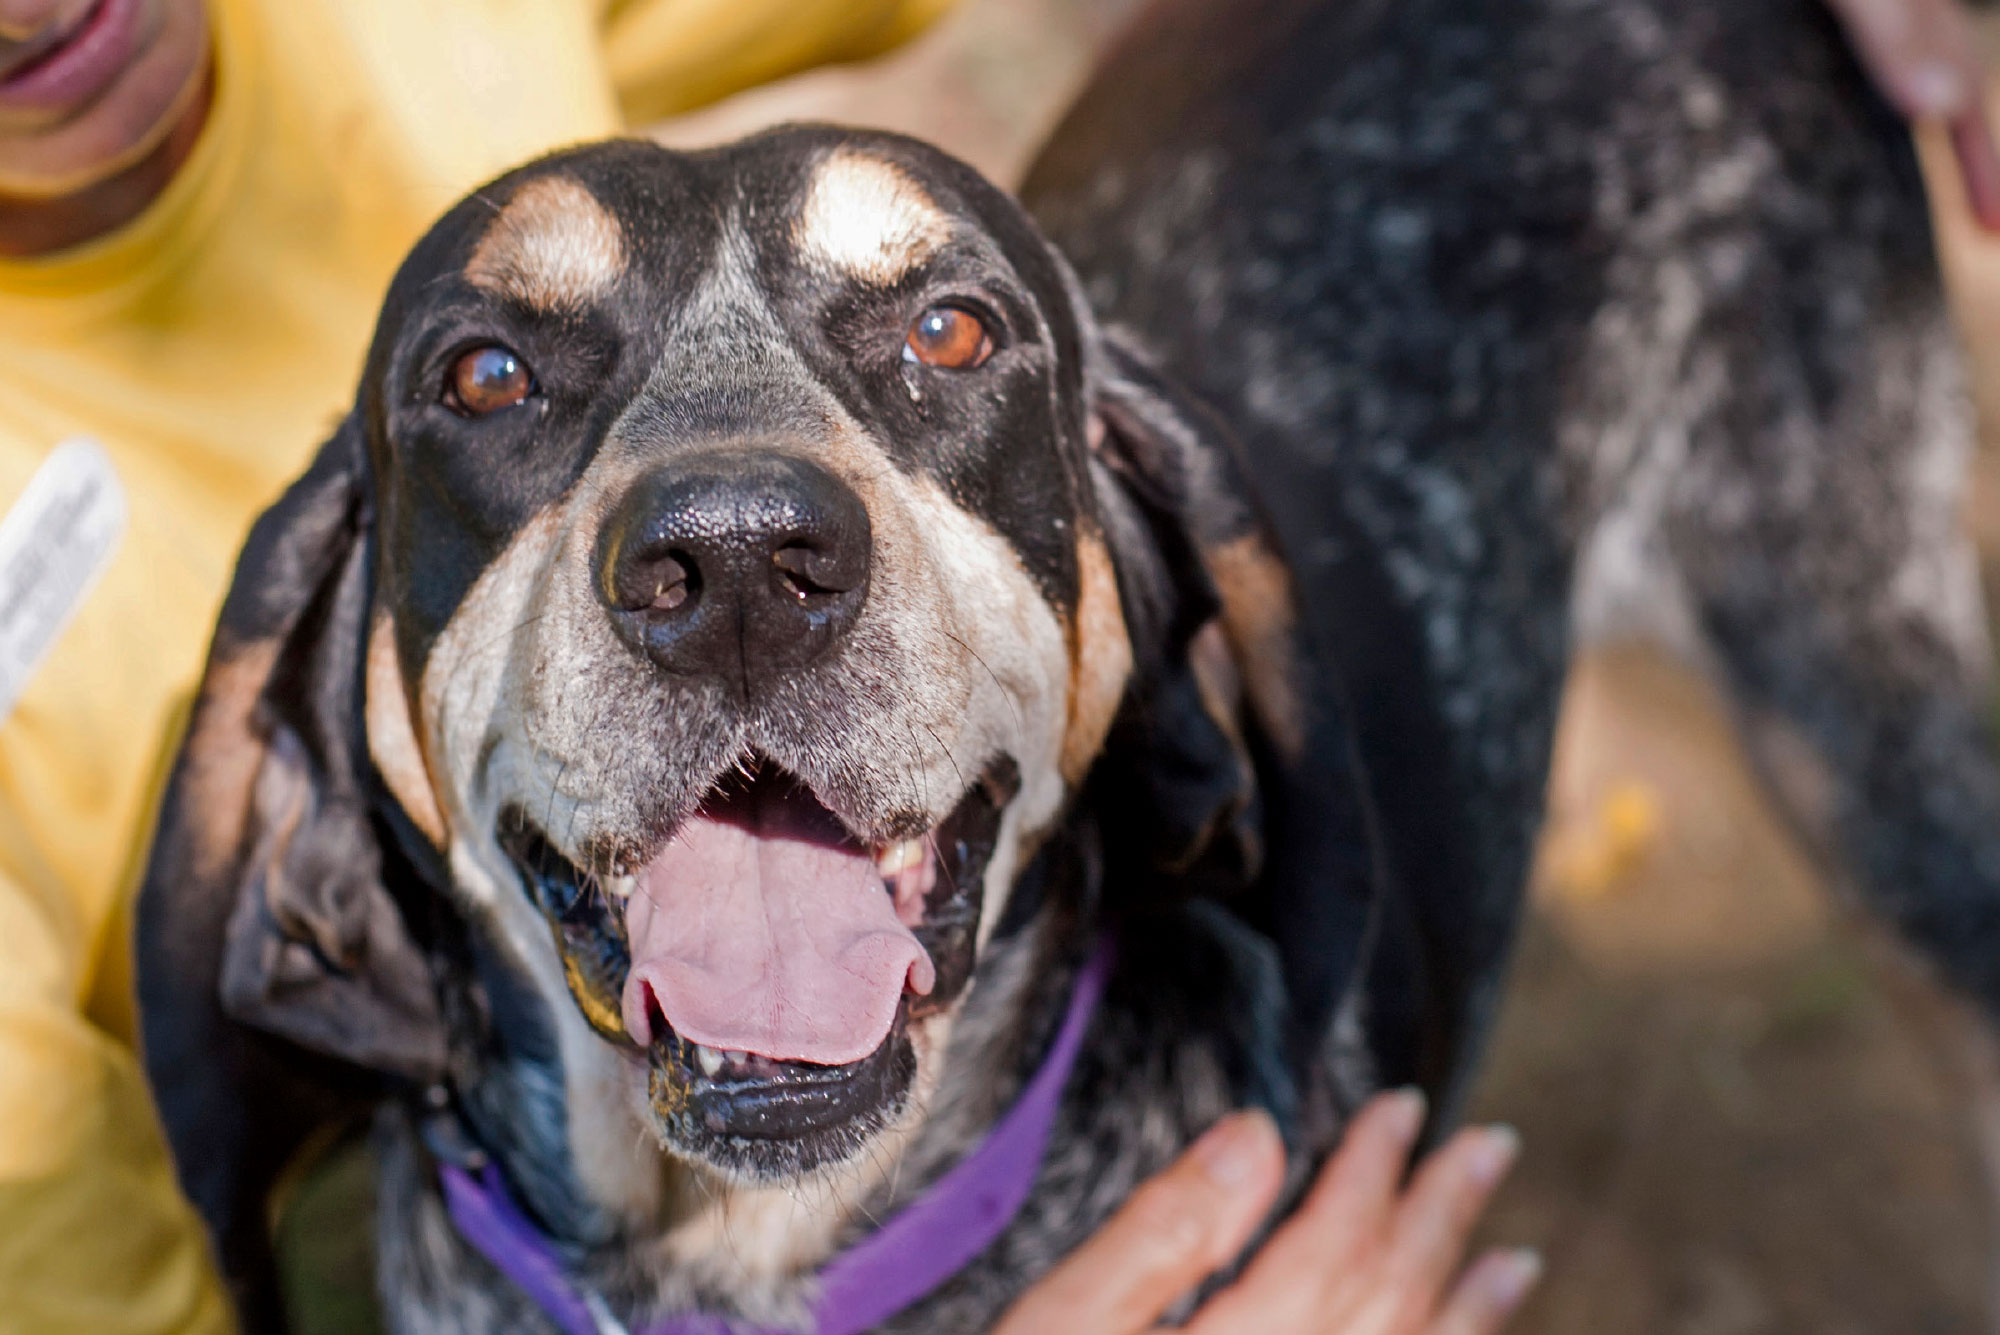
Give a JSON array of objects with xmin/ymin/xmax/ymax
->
[
  {"xmin": 500, "ymin": 756, "xmax": 1015, "ymax": 1183},
  {"xmin": 641, "ymin": 1002, "xmax": 920, "ymax": 1181}
]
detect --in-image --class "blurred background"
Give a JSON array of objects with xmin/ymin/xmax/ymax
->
[
  {"xmin": 289, "ymin": 2, "xmax": 2000, "ymax": 1329},
  {"xmin": 656, "ymin": 2, "xmax": 2000, "ymax": 1329}
]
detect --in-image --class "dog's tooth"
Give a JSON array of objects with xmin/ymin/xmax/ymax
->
[
  {"xmin": 875, "ymin": 838, "xmax": 925, "ymax": 878},
  {"xmin": 695, "ymin": 1045, "xmax": 723, "ymax": 1077},
  {"xmin": 604, "ymin": 874, "xmax": 636, "ymax": 901}
]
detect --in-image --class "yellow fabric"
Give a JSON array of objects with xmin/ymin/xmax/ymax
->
[
  {"xmin": 0, "ymin": 0, "xmax": 951, "ymax": 1328},
  {"xmin": 604, "ymin": 0, "xmax": 958, "ymax": 121}
]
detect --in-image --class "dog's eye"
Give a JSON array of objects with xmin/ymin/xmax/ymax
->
[
  {"xmin": 903, "ymin": 305, "xmax": 994, "ymax": 370},
  {"xmin": 445, "ymin": 345, "xmax": 535, "ymax": 416}
]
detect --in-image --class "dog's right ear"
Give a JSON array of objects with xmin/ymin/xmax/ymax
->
[{"xmin": 136, "ymin": 415, "xmax": 444, "ymax": 1322}]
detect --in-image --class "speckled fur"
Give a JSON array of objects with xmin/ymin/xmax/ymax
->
[{"xmin": 1026, "ymin": 0, "xmax": 2000, "ymax": 1115}]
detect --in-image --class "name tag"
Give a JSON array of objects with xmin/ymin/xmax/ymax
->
[{"xmin": 0, "ymin": 439, "xmax": 128, "ymax": 722}]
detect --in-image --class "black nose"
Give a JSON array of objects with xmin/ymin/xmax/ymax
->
[{"xmin": 596, "ymin": 453, "xmax": 871, "ymax": 690}]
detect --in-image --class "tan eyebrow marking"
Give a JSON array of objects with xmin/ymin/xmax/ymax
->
[
  {"xmin": 795, "ymin": 150, "xmax": 952, "ymax": 284},
  {"xmin": 466, "ymin": 176, "xmax": 626, "ymax": 312}
]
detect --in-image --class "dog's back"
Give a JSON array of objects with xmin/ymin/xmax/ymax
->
[{"xmin": 1026, "ymin": 0, "xmax": 1989, "ymax": 1107}]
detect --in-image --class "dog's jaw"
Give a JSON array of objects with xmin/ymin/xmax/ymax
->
[{"xmin": 491, "ymin": 755, "xmax": 1018, "ymax": 1185}]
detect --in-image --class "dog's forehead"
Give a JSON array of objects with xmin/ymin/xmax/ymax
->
[{"xmin": 437, "ymin": 133, "xmax": 1035, "ymax": 301}]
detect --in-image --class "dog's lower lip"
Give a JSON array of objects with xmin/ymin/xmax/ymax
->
[{"xmin": 649, "ymin": 999, "xmax": 916, "ymax": 1143}]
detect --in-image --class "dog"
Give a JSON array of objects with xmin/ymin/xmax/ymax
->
[
  {"xmin": 134, "ymin": 0, "xmax": 1986, "ymax": 1329},
  {"xmin": 136, "ymin": 123, "xmax": 1380, "ymax": 1331}
]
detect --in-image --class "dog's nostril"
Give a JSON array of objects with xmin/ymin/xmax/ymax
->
[
  {"xmin": 772, "ymin": 543, "xmax": 843, "ymax": 599},
  {"xmin": 604, "ymin": 546, "xmax": 700, "ymax": 615},
  {"xmin": 650, "ymin": 553, "xmax": 695, "ymax": 612}
]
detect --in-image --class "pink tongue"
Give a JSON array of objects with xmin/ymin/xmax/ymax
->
[{"xmin": 619, "ymin": 794, "xmax": 935, "ymax": 1067}]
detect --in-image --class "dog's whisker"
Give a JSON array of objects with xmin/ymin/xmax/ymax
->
[
  {"xmin": 921, "ymin": 721, "xmax": 965, "ymax": 797},
  {"xmin": 944, "ymin": 631, "xmax": 1024, "ymax": 741}
]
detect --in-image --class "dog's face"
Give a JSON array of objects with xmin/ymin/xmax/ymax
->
[
  {"xmin": 352, "ymin": 131, "xmax": 1134, "ymax": 1182},
  {"xmin": 143, "ymin": 127, "xmax": 1295, "ymax": 1277}
]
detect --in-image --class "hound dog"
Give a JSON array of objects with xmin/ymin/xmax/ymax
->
[
  {"xmin": 136, "ymin": 0, "xmax": 1985, "ymax": 1329},
  {"xmin": 137, "ymin": 124, "xmax": 1377, "ymax": 1332}
]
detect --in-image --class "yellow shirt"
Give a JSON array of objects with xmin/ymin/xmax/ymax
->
[{"xmin": 0, "ymin": 0, "xmax": 949, "ymax": 1328}]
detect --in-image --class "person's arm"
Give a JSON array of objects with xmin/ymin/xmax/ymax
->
[
  {"xmin": 0, "ymin": 860, "xmax": 232, "ymax": 1334},
  {"xmin": 996, "ymin": 1091, "xmax": 1539, "ymax": 1335},
  {"xmin": 1826, "ymin": 0, "xmax": 2000, "ymax": 227},
  {"xmin": 597, "ymin": 0, "xmax": 958, "ymax": 124}
]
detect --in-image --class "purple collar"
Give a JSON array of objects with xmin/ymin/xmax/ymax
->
[{"xmin": 441, "ymin": 938, "xmax": 1114, "ymax": 1335}]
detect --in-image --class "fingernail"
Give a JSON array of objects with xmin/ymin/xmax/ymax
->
[
  {"xmin": 1194, "ymin": 1109, "xmax": 1277, "ymax": 1186},
  {"xmin": 1905, "ymin": 62, "xmax": 1968, "ymax": 117},
  {"xmin": 1382, "ymin": 1086, "xmax": 1427, "ymax": 1143},
  {"xmin": 1469, "ymin": 1124, "xmax": 1521, "ymax": 1186},
  {"xmin": 1487, "ymin": 1248, "xmax": 1544, "ymax": 1310}
]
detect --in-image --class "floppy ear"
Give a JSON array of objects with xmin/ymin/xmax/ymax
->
[
  {"xmin": 1084, "ymin": 329, "xmax": 1385, "ymax": 1083},
  {"xmin": 1084, "ymin": 342, "xmax": 1265, "ymax": 889},
  {"xmin": 136, "ymin": 416, "xmax": 445, "ymax": 1323}
]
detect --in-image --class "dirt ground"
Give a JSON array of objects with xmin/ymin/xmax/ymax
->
[
  {"xmin": 1474, "ymin": 646, "xmax": 2000, "ymax": 1334},
  {"xmin": 286, "ymin": 4, "xmax": 2000, "ymax": 1330}
]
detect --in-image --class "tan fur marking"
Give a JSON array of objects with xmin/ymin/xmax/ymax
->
[
  {"xmin": 1181, "ymin": 620, "xmax": 1262, "ymax": 874},
  {"xmin": 795, "ymin": 150, "xmax": 951, "ymax": 284},
  {"xmin": 1061, "ymin": 531, "xmax": 1135, "ymax": 785},
  {"xmin": 466, "ymin": 176, "xmax": 625, "ymax": 311},
  {"xmin": 180, "ymin": 636, "xmax": 282, "ymax": 883},
  {"xmin": 1206, "ymin": 534, "xmax": 1307, "ymax": 762},
  {"xmin": 366, "ymin": 612, "xmax": 447, "ymax": 847},
  {"xmin": 417, "ymin": 506, "xmax": 569, "ymax": 849}
]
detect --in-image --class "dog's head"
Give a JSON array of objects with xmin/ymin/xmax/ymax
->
[{"xmin": 142, "ymin": 129, "xmax": 1312, "ymax": 1211}]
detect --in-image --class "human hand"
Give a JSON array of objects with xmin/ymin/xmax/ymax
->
[
  {"xmin": 1825, "ymin": 0, "xmax": 2000, "ymax": 227},
  {"xmin": 993, "ymin": 1090, "xmax": 1539, "ymax": 1334}
]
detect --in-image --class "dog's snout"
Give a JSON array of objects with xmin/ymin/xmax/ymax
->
[{"xmin": 596, "ymin": 453, "xmax": 871, "ymax": 688}]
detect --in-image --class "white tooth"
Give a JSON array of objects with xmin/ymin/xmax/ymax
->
[
  {"xmin": 695, "ymin": 1045, "xmax": 723, "ymax": 1077},
  {"xmin": 875, "ymin": 838, "xmax": 925, "ymax": 877},
  {"xmin": 725, "ymin": 1049, "xmax": 746, "ymax": 1064},
  {"xmin": 604, "ymin": 874, "xmax": 636, "ymax": 901}
]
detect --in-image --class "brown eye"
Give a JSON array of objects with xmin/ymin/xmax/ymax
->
[
  {"xmin": 903, "ymin": 305, "xmax": 994, "ymax": 370},
  {"xmin": 446, "ymin": 345, "xmax": 534, "ymax": 415}
]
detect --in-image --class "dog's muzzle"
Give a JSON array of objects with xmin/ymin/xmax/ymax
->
[{"xmin": 501, "ymin": 758, "xmax": 1017, "ymax": 1177}]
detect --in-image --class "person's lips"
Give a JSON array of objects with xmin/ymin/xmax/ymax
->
[{"xmin": 0, "ymin": 0, "xmax": 140, "ymax": 112}]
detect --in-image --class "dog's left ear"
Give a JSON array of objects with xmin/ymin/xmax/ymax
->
[
  {"xmin": 137, "ymin": 416, "xmax": 445, "ymax": 1319},
  {"xmin": 1083, "ymin": 328, "xmax": 1384, "ymax": 1066}
]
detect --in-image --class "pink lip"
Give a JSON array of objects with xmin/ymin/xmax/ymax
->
[{"xmin": 0, "ymin": 0, "xmax": 140, "ymax": 112}]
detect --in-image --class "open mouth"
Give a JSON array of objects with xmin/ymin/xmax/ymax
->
[{"xmin": 500, "ymin": 756, "xmax": 1015, "ymax": 1173}]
